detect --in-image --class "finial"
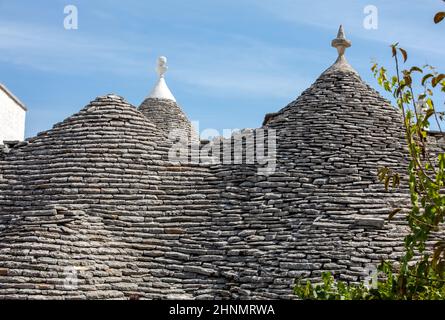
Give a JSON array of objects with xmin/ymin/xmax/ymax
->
[
  {"xmin": 322, "ymin": 25, "xmax": 357, "ymax": 75},
  {"xmin": 157, "ymin": 56, "xmax": 168, "ymax": 78},
  {"xmin": 148, "ymin": 56, "xmax": 176, "ymax": 101},
  {"xmin": 331, "ymin": 25, "xmax": 351, "ymax": 58},
  {"xmin": 337, "ymin": 25, "xmax": 346, "ymax": 39}
]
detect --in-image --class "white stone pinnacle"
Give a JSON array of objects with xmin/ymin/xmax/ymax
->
[
  {"xmin": 148, "ymin": 56, "xmax": 176, "ymax": 102},
  {"xmin": 331, "ymin": 25, "xmax": 351, "ymax": 58},
  {"xmin": 325, "ymin": 25, "xmax": 357, "ymax": 74}
]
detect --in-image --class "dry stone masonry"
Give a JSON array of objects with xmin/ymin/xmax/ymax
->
[{"xmin": 0, "ymin": 26, "xmax": 440, "ymax": 299}]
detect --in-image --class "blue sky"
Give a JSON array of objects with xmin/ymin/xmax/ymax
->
[{"xmin": 1, "ymin": 0, "xmax": 444, "ymax": 138}]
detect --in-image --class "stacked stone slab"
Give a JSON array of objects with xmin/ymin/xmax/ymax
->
[
  {"xmin": 204, "ymin": 65, "xmax": 413, "ymax": 299},
  {"xmin": 139, "ymin": 98, "xmax": 196, "ymax": 140},
  {"xmin": 1, "ymin": 31, "xmax": 442, "ymax": 299},
  {"xmin": 0, "ymin": 95, "xmax": 226, "ymax": 299}
]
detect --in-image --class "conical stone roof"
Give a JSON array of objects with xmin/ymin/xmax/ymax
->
[
  {"xmin": 0, "ymin": 27, "xmax": 434, "ymax": 300},
  {"xmin": 139, "ymin": 56, "xmax": 197, "ymax": 141},
  {"xmin": 203, "ymin": 26, "xmax": 413, "ymax": 298},
  {"xmin": 139, "ymin": 98, "xmax": 196, "ymax": 140},
  {"xmin": 0, "ymin": 94, "xmax": 221, "ymax": 299},
  {"xmin": 0, "ymin": 95, "xmax": 172, "ymax": 299}
]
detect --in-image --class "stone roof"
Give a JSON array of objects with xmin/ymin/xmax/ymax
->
[
  {"xmin": 0, "ymin": 94, "xmax": 220, "ymax": 299},
  {"xmin": 139, "ymin": 57, "xmax": 197, "ymax": 142},
  {"xmin": 0, "ymin": 27, "xmax": 438, "ymax": 300},
  {"xmin": 139, "ymin": 98, "xmax": 197, "ymax": 142}
]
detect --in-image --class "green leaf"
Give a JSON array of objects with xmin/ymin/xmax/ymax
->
[
  {"xmin": 403, "ymin": 74, "xmax": 412, "ymax": 86},
  {"xmin": 391, "ymin": 44, "xmax": 398, "ymax": 57},
  {"xmin": 432, "ymin": 74, "xmax": 445, "ymax": 87},
  {"xmin": 421, "ymin": 74, "xmax": 434, "ymax": 86},
  {"xmin": 399, "ymin": 48, "xmax": 408, "ymax": 63},
  {"xmin": 434, "ymin": 12, "xmax": 445, "ymax": 24},
  {"xmin": 393, "ymin": 174, "xmax": 400, "ymax": 189},
  {"xmin": 389, "ymin": 208, "xmax": 402, "ymax": 222},
  {"xmin": 410, "ymin": 66, "xmax": 423, "ymax": 73},
  {"xmin": 426, "ymin": 98, "xmax": 434, "ymax": 109},
  {"xmin": 424, "ymin": 109, "xmax": 435, "ymax": 121},
  {"xmin": 431, "ymin": 246, "xmax": 443, "ymax": 268},
  {"xmin": 384, "ymin": 176, "xmax": 390, "ymax": 191}
]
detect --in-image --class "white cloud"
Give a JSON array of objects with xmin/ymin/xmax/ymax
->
[
  {"xmin": 0, "ymin": 20, "xmax": 319, "ymax": 99},
  {"xmin": 0, "ymin": 21, "xmax": 148, "ymax": 75}
]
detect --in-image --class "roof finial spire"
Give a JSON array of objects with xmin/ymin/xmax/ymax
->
[
  {"xmin": 148, "ymin": 56, "xmax": 176, "ymax": 101},
  {"xmin": 322, "ymin": 25, "xmax": 357, "ymax": 75},
  {"xmin": 157, "ymin": 56, "xmax": 168, "ymax": 78},
  {"xmin": 331, "ymin": 25, "xmax": 351, "ymax": 58}
]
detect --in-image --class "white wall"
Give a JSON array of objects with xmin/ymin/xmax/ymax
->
[{"xmin": 0, "ymin": 89, "xmax": 26, "ymax": 143}]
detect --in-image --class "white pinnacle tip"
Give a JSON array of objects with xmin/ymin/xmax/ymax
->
[
  {"xmin": 324, "ymin": 25, "xmax": 357, "ymax": 74},
  {"xmin": 337, "ymin": 25, "xmax": 345, "ymax": 39},
  {"xmin": 157, "ymin": 56, "xmax": 168, "ymax": 78},
  {"xmin": 331, "ymin": 24, "xmax": 351, "ymax": 57},
  {"xmin": 148, "ymin": 56, "xmax": 176, "ymax": 102}
]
